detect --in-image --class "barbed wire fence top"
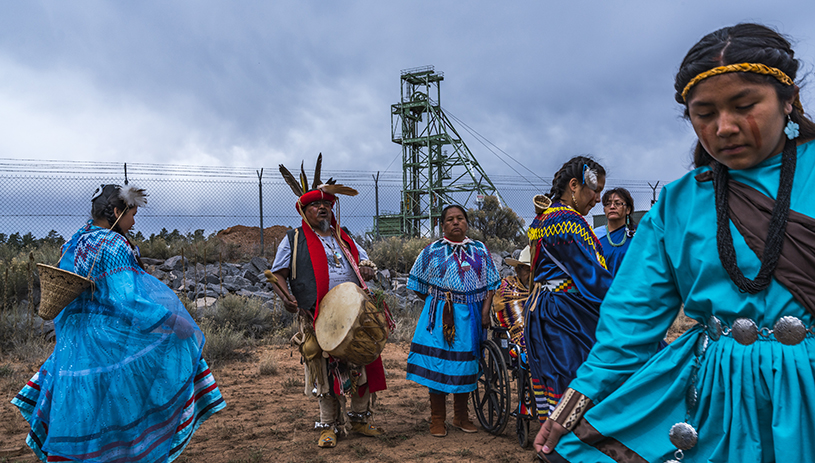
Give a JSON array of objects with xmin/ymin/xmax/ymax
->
[{"xmin": 0, "ymin": 158, "xmax": 665, "ymax": 241}]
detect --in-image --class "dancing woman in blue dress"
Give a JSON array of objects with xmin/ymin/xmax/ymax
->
[{"xmin": 13, "ymin": 184, "xmax": 225, "ymax": 462}]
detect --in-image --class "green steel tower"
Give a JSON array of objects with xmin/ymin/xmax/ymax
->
[{"xmin": 389, "ymin": 65, "xmax": 504, "ymax": 237}]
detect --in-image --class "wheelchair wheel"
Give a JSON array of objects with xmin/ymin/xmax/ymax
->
[
  {"xmin": 516, "ymin": 368, "xmax": 533, "ymax": 448},
  {"xmin": 472, "ymin": 338, "xmax": 511, "ymax": 435},
  {"xmin": 517, "ymin": 416, "xmax": 530, "ymax": 448}
]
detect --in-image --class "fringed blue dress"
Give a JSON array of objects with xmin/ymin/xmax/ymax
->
[
  {"xmin": 553, "ymin": 140, "xmax": 815, "ymax": 462},
  {"xmin": 12, "ymin": 223, "xmax": 225, "ymax": 462},
  {"xmin": 524, "ymin": 203, "xmax": 613, "ymax": 422},
  {"xmin": 406, "ymin": 238, "xmax": 500, "ymax": 394}
]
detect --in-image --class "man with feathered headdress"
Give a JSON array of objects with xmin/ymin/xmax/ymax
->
[{"xmin": 268, "ymin": 154, "xmax": 386, "ymax": 449}]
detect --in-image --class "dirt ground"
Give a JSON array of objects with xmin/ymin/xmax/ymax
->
[
  {"xmin": 0, "ymin": 342, "xmax": 544, "ymax": 463},
  {"xmin": 216, "ymin": 225, "xmax": 291, "ymax": 258}
]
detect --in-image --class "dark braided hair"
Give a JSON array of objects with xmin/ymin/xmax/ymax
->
[
  {"xmin": 91, "ymin": 184, "xmax": 129, "ymax": 235},
  {"xmin": 675, "ymin": 23, "xmax": 811, "ymax": 294},
  {"xmin": 547, "ymin": 156, "xmax": 606, "ymax": 202}
]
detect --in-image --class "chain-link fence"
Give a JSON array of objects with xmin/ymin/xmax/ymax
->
[{"xmin": 1, "ymin": 158, "xmax": 665, "ymax": 244}]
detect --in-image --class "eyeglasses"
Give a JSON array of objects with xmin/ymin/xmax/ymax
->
[
  {"xmin": 308, "ymin": 200, "xmax": 333, "ymax": 209},
  {"xmin": 604, "ymin": 201, "xmax": 627, "ymax": 208}
]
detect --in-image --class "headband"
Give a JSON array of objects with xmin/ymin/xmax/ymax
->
[{"xmin": 681, "ymin": 62, "xmax": 803, "ymax": 113}]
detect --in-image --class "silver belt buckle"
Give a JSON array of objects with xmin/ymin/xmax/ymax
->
[
  {"xmin": 774, "ymin": 316, "xmax": 807, "ymax": 345},
  {"xmin": 731, "ymin": 318, "xmax": 758, "ymax": 345},
  {"xmin": 706, "ymin": 316, "xmax": 722, "ymax": 341}
]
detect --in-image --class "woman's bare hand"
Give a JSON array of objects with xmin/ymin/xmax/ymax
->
[{"xmin": 534, "ymin": 419, "xmax": 568, "ymax": 457}]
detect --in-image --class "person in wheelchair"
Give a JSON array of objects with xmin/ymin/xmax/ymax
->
[{"xmin": 492, "ymin": 245, "xmax": 532, "ymax": 353}]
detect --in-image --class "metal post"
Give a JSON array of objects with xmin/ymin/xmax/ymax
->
[
  {"xmin": 123, "ymin": 163, "xmax": 128, "ymax": 185},
  {"xmin": 257, "ymin": 168, "xmax": 264, "ymax": 254},
  {"xmin": 648, "ymin": 181, "xmax": 661, "ymax": 206},
  {"xmin": 373, "ymin": 172, "xmax": 380, "ymax": 239}
]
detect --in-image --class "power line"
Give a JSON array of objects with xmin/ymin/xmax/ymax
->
[{"xmin": 442, "ymin": 107, "xmax": 548, "ymax": 188}]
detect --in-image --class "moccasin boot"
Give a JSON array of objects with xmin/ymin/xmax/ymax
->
[
  {"xmin": 429, "ymin": 392, "xmax": 447, "ymax": 437},
  {"xmin": 451, "ymin": 393, "xmax": 477, "ymax": 433},
  {"xmin": 351, "ymin": 422, "xmax": 383, "ymax": 437}
]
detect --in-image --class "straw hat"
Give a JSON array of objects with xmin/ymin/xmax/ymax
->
[
  {"xmin": 37, "ymin": 264, "xmax": 92, "ymax": 320},
  {"xmin": 505, "ymin": 246, "xmax": 531, "ymax": 268}
]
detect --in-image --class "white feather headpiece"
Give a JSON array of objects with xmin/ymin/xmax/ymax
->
[
  {"xmin": 583, "ymin": 165, "xmax": 598, "ymax": 191},
  {"xmin": 119, "ymin": 185, "xmax": 148, "ymax": 208}
]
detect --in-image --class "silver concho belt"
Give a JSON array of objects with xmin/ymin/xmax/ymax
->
[{"xmin": 706, "ymin": 315, "xmax": 814, "ymax": 346}]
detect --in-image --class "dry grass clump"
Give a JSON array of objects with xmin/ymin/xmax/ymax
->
[
  {"xmin": 200, "ymin": 319, "xmax": 248, "ymax": 365},
  {"xmin": 388, "ymin": 311, "xmax": 419, "ymax": 344},
  {"xmin": 258, "ymin": 352, "xmax": 278, "ymax": 376},
  {"xmin": 136, "ymin": 234, "xmax": 240, "ymax": 263},
  {"xmin": 201, "ymin": 294, "xmax": 278, "ymax": 339},
  {"xmin": 368, "ymin": 236, "xmax": 432, "ymax": 274}
]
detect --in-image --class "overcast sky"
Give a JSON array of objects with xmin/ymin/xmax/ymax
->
[{"xmin": 1, "ymin": 1, "xmax": 814, "ymax": 188}]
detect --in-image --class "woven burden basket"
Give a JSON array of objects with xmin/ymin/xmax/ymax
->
[
  {"xmin": 37, "ymin": 263, "xmax": 92, "ymax": 320},
  {"xmin": 534, "ymin": 194, "xmax": 552, "ymax": 214}
]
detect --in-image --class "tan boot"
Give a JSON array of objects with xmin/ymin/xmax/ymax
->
[
  {"xmin": 429, "ymin": 392, "xmax": 447, "ymax": 437},
  {"xmin": 451, "ymin": 393, "xmax": 477, "ymax": 433}
]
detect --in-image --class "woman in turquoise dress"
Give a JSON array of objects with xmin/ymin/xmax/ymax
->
[
  {"xmin": 12, "ymin": 184, "xmax": 225, "ymax": 462},
  {"xmin": 535, "ymin": 23, "xmax": 815, "ymax": 463},
  {"xmin": 596, "ymin": 188, "xmax": 637, "ymax": 277},
  {"xmin": 524, "ymin": 156, "xmax": 613, "ymax": 423},
  {"xmin": 406, "ymin": 204, "xmax": 500, "ymax": 437}
]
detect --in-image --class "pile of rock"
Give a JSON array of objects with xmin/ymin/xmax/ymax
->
[
  {"xmin": 142, "ymin": 256, "xmax": 279, "ymax": 307},
  {"xmin": 142, "ymin": 249, "xmax": 518, "ymax": 312}
]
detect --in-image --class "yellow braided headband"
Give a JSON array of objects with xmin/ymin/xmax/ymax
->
[
  {"xmin": 682, "ymin": 62, "xmax": 804, "ymax": 114},
  {"xmin": 681, "ymin": 62, "xmax": 795, "ymax": 100}
]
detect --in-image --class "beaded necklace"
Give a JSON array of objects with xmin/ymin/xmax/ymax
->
[{"xmin": 606, "ymin": 226, "xmax": 628, "ymax": 247}]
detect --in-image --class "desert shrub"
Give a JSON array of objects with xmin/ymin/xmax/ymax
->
[
  {"xmin": 133, "ymin": 230, "xmax": 240, "ymax": 263},
  {"xmin": 258, "ymin": 352, "xmax": 278, "ymax": 376},
  {"xmin": 200, "ymin": 294, "xmax": 278, "ymax": 339},
  {"xmin": 265, "ymin": 317, "xmax": 299, "ymax": 346},
  {"xmin": 368, "ymin": 236, "xmax": 432, "ymax": 274},
  {"xmin": 466, "ymin": 195, "xmax": 526, "ymax": 248},
  {"xmin": 10, "ymin": 334, "xmax": 55, "ymax": 364},
  {"xmin": 465, "ymin": 229, "xmax": 518, "ymax": 254},
  {"xmin": 388, "ymin": 310, "xmax": 419, "ymax": 344},
  {"xmin": 199, "ymin": 319, "xmax": 247, "ymax": 364},
  {"xmin": 1, "ymin": 239, "xmax": 63, "ymax": 310},
  {"xmin": 0, "ymin": 302, "xmax": 52, "ymax": 356}
]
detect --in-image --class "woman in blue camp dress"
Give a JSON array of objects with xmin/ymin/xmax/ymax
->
[
  {"xmin": 406, "ymin": 204, "xmax": 500, "ymax": 437},
  {"xmin": 524, "ymin": 156, "xmax": 613, "ymax": 424},
  {"xmin": 596, "ymin": 188, "xmax": 637, "ymax": 277},
  {"xmin": 12, "ymin": 184, "xmax": 225, "ymax": 462},
  {"xmin": 535, "ymin": 23, "xmax": 815, "ymax": 463}
]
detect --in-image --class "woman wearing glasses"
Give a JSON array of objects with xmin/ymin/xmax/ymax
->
[{"xmin": 597, "ymin": 188, "xmax": 637, "ymax": 277}]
